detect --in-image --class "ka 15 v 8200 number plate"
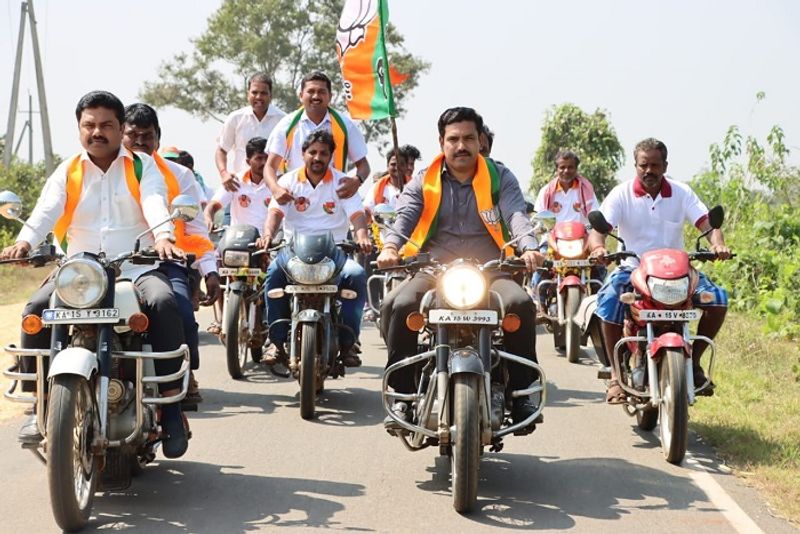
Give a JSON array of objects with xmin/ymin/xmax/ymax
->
[
  {"xmin": 638, "ymin": 309, "xmax": 702, "ymax": 321},
  {"xmin": 428, "ymin": 309, "xmax": 498, "ymax": 325},
  {"xmin": 42, "ymin": 308, "xmax": 120, "ymax": 324}
]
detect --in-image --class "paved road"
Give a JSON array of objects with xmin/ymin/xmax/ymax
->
[{"xmin": 0, "ymin": 309, "xmax": 794, "ymax": 533}]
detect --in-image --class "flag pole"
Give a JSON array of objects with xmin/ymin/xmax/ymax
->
[{"xmin": 391, "ymin": 116, "xmax": 400, "ymax": 171}]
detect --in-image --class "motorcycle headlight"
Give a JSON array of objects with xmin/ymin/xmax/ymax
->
[
  {"xmin": 556, "ymin": 239, "xmax": 585, "ymax": 259},
  {"xmin": 286, "ymin": 257, "xmax": 336, "ymax": 285},
  {"xmin": 647, "ymin": 276, "xmax": 690, "ymax": 306},
  {"xmin": 441, "ymin": 264, "xmax": 486, "ymax": 310},
  {"xmin": 55, "ymin": 258, "xmax": 107, "ymax": 309},
  {"xmin": 223, "ymin": 250, "xmax": 250, "ymax": 267}
]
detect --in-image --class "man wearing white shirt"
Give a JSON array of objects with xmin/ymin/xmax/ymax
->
[
  {"xmin": 264, "ymin": 71, "xmax": 370, "ymax": 204},
  {"xmin": 1, "ymin": 91, "xmax": 189, "ymax": 457},
  {"xmin": 216, "ymin": 73, "xmax": 285, "ymax": 192},
  {"xmin": 257, "ymin": 130, "xmax": 372, "ymax": 367},
  {"xmin": 589, "ymin": 138, "xmax": 731, "ymax": 403},
  {"xmin": 123, "ymin": 103, "xmax": 220, "ymax": 405}
]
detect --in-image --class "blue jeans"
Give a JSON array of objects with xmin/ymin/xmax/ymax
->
[
  {"xmin": 266, "ymin": 253, "xmax": 366, "ymax": 348},
  {"xmin": 160, "ymin": 262, "xmax": 200, "ymax": 370}
]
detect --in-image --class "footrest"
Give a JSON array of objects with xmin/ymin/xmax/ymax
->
[{"xmin": 597, "ymin": 366, "xmax": 612, "ymax": 380}]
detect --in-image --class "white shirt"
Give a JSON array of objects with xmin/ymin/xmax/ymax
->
[
  {"xmin": 534, "ymin": 180, "xmax": 598, "ymax": 225},
  {"xmin": 266, "ymin": 108, "xmax": 368, "ymax": 173},
  {"xmin": 211, "ymin": 172, "xmax": 272, "ymax": 231},
  {"xmin": 218, "ymin": 104, "xmax": 286, "ymax": 175},
  {"xmin": 155, "ymin": 156, "xmax": 217, "ymax": 276},
  {"xmin": 269, "ymin": 167, "xmax": 364, "ymax": 241},
  {"xmin": 600, "ymin": 177, "xmax": 708, "ymax": 269},
  {"xmin": 363, "ymin": 176, "xmax": 405, "ymax": 242},
  {"xmin": 18, "ymin": 146, "xmax": 173, "ymax": 280}
]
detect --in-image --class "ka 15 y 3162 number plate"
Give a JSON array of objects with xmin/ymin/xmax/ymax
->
[
  {"xmin": 42, "ymin": 308, "xmax": 120, "ymax": 324},
  {"xmin": 219, "ymin": 267, "xmax": 262, "ymax": 277},
  {"xmin": 428, "ymin": 309, "xmax": 498, "ymax": 325},
  {"xmin": 638, "ymin": 309, "xmax": 702, "ymax": 321}
]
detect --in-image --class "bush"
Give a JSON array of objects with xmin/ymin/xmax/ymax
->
[{"xmin": 0, "ymin": 160, "xmax": 53, "ymax": 245}]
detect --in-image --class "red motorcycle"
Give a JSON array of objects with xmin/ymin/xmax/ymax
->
[
  {"xmin": 588, "ymin": 207, "xmax": 728, "ymax": 464},
  {"xmin": 532, "ymin": 213, "xmax": 603, "ymax": 363}
]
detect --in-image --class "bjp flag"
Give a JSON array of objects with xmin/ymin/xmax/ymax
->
[{"xmin": 336, "ymin": 0, "xmax": 400, "ymax": 120}]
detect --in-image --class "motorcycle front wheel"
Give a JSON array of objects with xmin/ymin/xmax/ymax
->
[
  {"xmin": 299, "ymin": 323, "xmax": 317, "ymax": 420},
  {"xmin": 565, "ymin": 286, "xmax": 582, "ymax": 363},
  {"xmin": 451, "ymin": 374, "xmax": 480, "ymax": 513},
  {"xmin": 47, "ymin": 375, "xmax": 98, "ymax": 532},
  {"xmin": 224, "ymin": 292, "xmax": 248, "ymax": 379},
  {"xmin": 659, "ymin": 349, "xmax": 689, "ymax": 464}
]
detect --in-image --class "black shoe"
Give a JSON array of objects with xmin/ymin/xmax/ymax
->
[
  {"xmin": 693, "ymin": 365, "xmax": 716, "ymax": 397},
  {"xmin": 511, "ymin": 397, "xmax": 543, "ymax": 426},
  {"xmin": 18, "ymin": 413, "xmax": 42, "ymax": 444},
  {"xmin": 383, "ymin": 401, "xmax": 410, "ymax": 432},
  {"xmin": 160, "ymin": 406, "xmax": 188, "ymax": 459},
  {"xmin": 340, "ymin": 345, "xmax": 362, "ymax": 367}
]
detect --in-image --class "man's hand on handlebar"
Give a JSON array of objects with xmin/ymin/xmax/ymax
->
[
  {"xmin": 255, "ymin": 234, "xmax": 273, "ymax": 251},
  {"xmin": 356, "ymin": 236, "xmax": 373, "ymax": 255},
  {"xmin": 711, "ymin": 243, "xmax": 732, "ymax": 260},
  {"xmin": 590, "ymin": 246, "xmax": 609, "ymax": 265},
  {"xmin": 0, "ymin": 240, "xmax": 31, "ymax": 261},
  {"xmin": 154, "ymin": 238, "xmax": 186, "ymax": 261},
  {"xmin": 377, "ymin": 246, "xmax": 400, "ymax": 269},
  {"xmin": 521, "ymin": 249, "xmax": 545, "ymax": 272}
]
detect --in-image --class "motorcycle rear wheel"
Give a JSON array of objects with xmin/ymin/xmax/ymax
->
[
  {"xmin": 224, "ymin": 292, "xmax": 248, "ymax": 379},
  {"xmin": 451, "ymin": 374, "xmax": 480, "ymax": 513},
  {"xmin": 659, "ymin": 349, "xmax": 688, "ymax": 464},
  {"xmin": 565, "ymin": 286, "xmax": 582, "ymax": 363},
  {"xmin": 299, "ymin": 323, "xmax": 317, "ymax": 420},
  {"xmin": 47, "ymin": 375, "xmax": 98, "ymax": 532}
]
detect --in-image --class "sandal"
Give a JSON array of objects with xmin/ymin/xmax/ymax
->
[
  {"xmin": 605, "ymin": 380, "xmax": 627, "ymax": 404},
  {"xmin": 207, "ymin": 321, "xmax": 222, "ymax": 335}
]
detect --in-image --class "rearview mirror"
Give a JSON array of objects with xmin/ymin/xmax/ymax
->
[
  {"xmin": 708, "ymin": 205, "xmax": 724, "ymax": 229},
  {"xmin": 373, "ymin": 203, "xmax": 397, "ymax": 225},
  {"xmin": 0, "ymin": 191, "xmax": 23, "ymax": 220},
  {"xmin": 588, "ymin": 211, "xmax": 612, "ymax": 234},
  {"xmin": 169, "ymin": 194, "xmax": 200, "ymax": 222},
  {"xmin": 533, "ymin": 210, "xmax": 556, "ymax": 230}
]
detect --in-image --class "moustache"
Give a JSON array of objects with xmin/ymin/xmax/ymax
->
[
  {"xmin": 89, "ymin": 136, "xmax": 108, "ymax": 144},
  {"xmin": 643, "ymin": 173, "xmax": 659, "ymax": 180},
  {"xmin": 455, "ymin": 150, "xmax": 471, "ymax": 157}
]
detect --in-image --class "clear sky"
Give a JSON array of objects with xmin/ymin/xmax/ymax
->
[{"xmin": 1, "ymin": 0, "xmax": 799, "ymax": 195}]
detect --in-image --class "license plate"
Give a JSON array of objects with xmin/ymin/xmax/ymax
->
[
  {"xmin": 428, "ymin": 309, "xmax": 498, "ymax": 325},
  {"xmin": 42, "ymin": 308, "xmax": 120, "ymax": 324},
  {"xmin": 219, "ymin": 267, "xmax": 262, "ymax": 277},
  {"xmin": 285, "ymin": 285, "xmax": 338, "ymax": 294},
  {"xmin": 639, "ymin": 309, "xmax": 702, "ymax": 321},
  {"xmin": 554, "ymin": 259, "xmax": 592, "ymax": 268}
]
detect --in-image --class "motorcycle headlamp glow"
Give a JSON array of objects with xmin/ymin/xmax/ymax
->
[
  {"xmin": 441, "ymin": 264, "xmax": 486, "ymax": 310},
  {"xmin": 286, "ymin": 257, "xmax": 336, "ymax": 285},
  {"xmin": 556, "ymin": 239, "xmax": 584, "ymax": 259},
  {"xmin": 223, "ymin": 250, "xmax": 250, "ymax": 267},
  {"xmin": 55, "ymin": 258, "xmax": 107, "ymax": 309},
  {"xmin": 647, "ymin": 276, "xmax": 690, "ymax": 306}
]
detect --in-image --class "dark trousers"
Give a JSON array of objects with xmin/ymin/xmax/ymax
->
[
  {"xmin": 159, "ymin": 262, "xmax": 200, "ymax": 370},
  {"xmin": 381, "ymin": 272, "xmax": 537, "ymax": 393},
  {"xmin": 20, "ymin": 265, "xmax": 186, "ymax": 392}
]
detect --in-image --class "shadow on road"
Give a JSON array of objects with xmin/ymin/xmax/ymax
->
[
  {"xmin": 417, "ymin": 454, "xmax": 715, "ymax": 530},
  {"xmin": 282, "ymin": 386, "xmax": 384, "ymax": 427},
  {"xmin": 90, "ymin": 461, "xmax": 371, "ymax": 532},
  {"xmin": 188, "ymin": 387, "xmax": 294, "ymax": 420},
  {"xmin": 544, "ymin": 381, "xmax": 603, "ymax": 409}
]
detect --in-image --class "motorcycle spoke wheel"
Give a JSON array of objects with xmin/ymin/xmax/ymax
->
[
  {"xmin": 565, "ymin": 286, "xmax": 582, "ymax": 363},
  {"xmin": 451, "ymin": 374, "xmax": 480, "ymax": 513},
  {"xmin": 299, "ymin": 323, "xmax": 317, "ymax": 420},
  {"xmin": 659, "ymin": 349, "xmax": 689, "ymax": 464}
]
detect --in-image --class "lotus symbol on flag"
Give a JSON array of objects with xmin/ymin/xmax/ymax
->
[{"xmin": 336, "ymin": 0, "xmax": 378, "ymax": 57}]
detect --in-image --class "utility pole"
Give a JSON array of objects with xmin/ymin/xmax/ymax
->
[{"xmin": 2, "ymin": 0, "xmax": 54, "ymax": 174}]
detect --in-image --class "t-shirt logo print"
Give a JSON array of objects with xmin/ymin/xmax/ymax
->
[
  {"xmin": 238, "ymin": 194, "xmax": 251, "ymax": 208},
  {"xmin": 294, "ymin": 196, "xmax": 310, "ymax": 212},
  {"xmin": 552, "ymin": 201, "xmax": 562, "ymax": 214},
  {"xmin": 323, "ymin": 201, "xmax": 336, "ymax": 214}
]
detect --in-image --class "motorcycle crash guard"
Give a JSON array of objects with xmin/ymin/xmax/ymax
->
[
  {"xmin": 48, "ymin": 347, "xmax": 98, "ymax": 381},
  {"xmin": 448, "ymin": 348, "xmax": 485, "ymax": 375}
]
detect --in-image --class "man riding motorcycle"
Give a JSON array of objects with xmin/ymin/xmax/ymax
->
[
  {"xmin": 377, "ymin": 106, "xmax": 545, "ymax": 428},
  {"xmin": 0, "ymin": 91, "xmax": 190, "ymax": 457},
  {"xmin": 257, "ymin": 129, "xmax": 372, "ymax": 367},
  {"xmin": 588, "ymin": 137, "xmax": 731, "ymax": 404}
]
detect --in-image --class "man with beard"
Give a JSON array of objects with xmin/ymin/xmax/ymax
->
[
  {"xmin": 377, "ymin": 107, "xmax": 545, "ymax": 429},
  {"xmin": 216, "ymin": 72, "xmax": 286, "ymax": 193},
  {"xmin": 589, "ymin": 138, "xmax": 731, "ymax": 403},
  {"xmin": 1, "ymin": 91, "xmax": 190, "ymax": 457},
  {"xmin": 264, "ymin": 71, "xmax": 370, "ymax": 203},
  {"xmin": 122, "ymin": 103, "xmax": 220, "ymax": 405},
  {"xmin": 257, "ymin": 130, "xmax": 371, "ymax": 367}
]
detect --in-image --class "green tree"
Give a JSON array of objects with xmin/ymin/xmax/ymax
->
[
  {"xmin": 0, "ymin": 159, "xmax": 57, "ymax": 244},
  {"xmin": 530, "ymin": 103, "xmax": 624, "ymax": 200},
  {"xmin": 140, "ymin": 0, "xmax": 429, "ymax": 150}
]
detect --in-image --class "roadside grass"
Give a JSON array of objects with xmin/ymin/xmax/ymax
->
[
  {"xmin": 691, "ymin": 312, "xmax": 800, "ymax": 525},
  {"xmin": 0, "ymin": 264, "xmax": 50, "ymax": 303}
]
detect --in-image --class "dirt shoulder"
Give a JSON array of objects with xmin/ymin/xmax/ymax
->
[{"xmin": 0, "ymin": 300, "xmax": 28, "ymax": 422}]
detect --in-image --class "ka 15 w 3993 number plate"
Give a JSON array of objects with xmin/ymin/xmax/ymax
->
[
  {"xmin": 428, "ymin": 309, "xmax": 498, "ymax": 325},
  {"xmin": 638, "ymin": 309, "xmax": 702, "ymax": 321},
  {"xmin": 42, "ymin": 308, "xmax": 120, "ymax": 324}
]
